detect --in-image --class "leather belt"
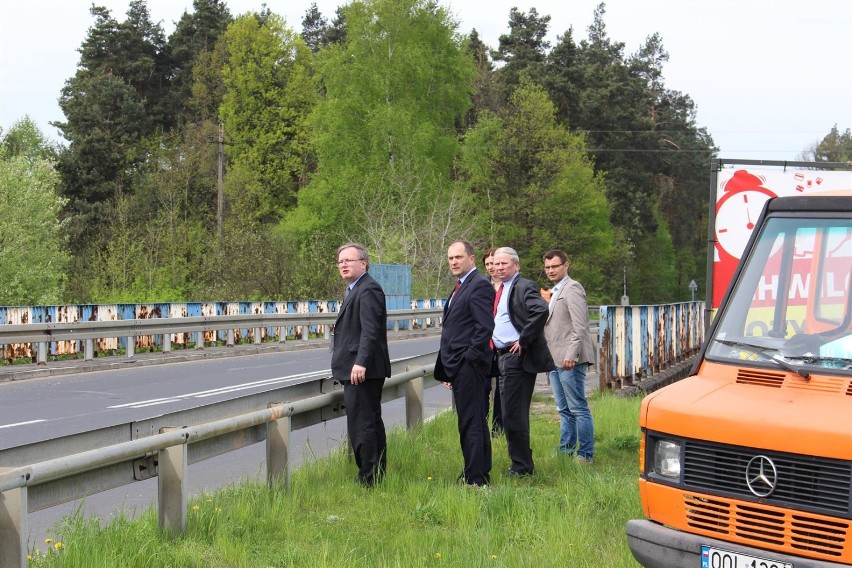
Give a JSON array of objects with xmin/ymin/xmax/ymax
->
[{"xmin": 494, "ymin": 347, "xmax": 512, "ymax": 356}]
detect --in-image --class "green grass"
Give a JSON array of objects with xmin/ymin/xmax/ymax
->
[{"xmin": 30, "ymin": 392, "xmax": 643, "ymax": 567}]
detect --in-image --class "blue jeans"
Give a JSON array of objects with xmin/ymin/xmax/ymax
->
[{"xmin": 549, "ymin": 364, "xmax": 594, "ymax": 460}]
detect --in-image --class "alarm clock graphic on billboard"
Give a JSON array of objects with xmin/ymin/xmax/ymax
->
[{"xmin": 715, "ymin": 170, "xmax": 777, "ymax": 260}]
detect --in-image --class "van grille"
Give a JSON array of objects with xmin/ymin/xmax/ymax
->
[
  {"xmin": 683, "ymin": 441, "xmax": 851, "ymax": 516},
  {"xmin": 683, "ymin": 494, "xmax": 850, "ymax": 558}
]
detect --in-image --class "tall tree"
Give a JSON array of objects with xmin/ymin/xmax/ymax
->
[
  {"xmin": 573, "ymin": 3, "xmax": 657, "ymax": 239},
  {"xmin": 323, "ymin": 7, "xmax": 347, "ymax": 46},
  {"xmin": 543, "ymin": 27, "xmax": 581, "ymax": 126},
  {"xmin": 804, "ymin": 124, "xmax": 852, "ymax": 162},
  {"xmin": 188, "ymin": 32, "xmax": 229, "ymax": 123},
  {"xmin": 56, "ymin": 2, "xmax": 170, "ymax": 229},
  {"xmin": 219, "ymin": 12, "xmax": 316, "ymax": 221},
  {"xmin": 168, "ymin": 0, "xmax": 233, "ymax": 126},
  {"xmin": 117, "ymin": 0, "xmax": 171, "ymax": 127},
  {"xmin": 628, "ymin": 32, "xmax": 716, "ymax": 299},
  {"xmin": 56, "ymin": 73, "xmax": 149, "ymax": 221},
  {"xmin": 492, "ymin": 7, "xmax": 551, "ymax": 102},
  {"xmin": 301, "ymin": 2, "xmax": 329, "ymax": 53},
  {"xmin": 0, "ymin": 115, "xmax": 58, "ymax": 162},
  {"xmin": 460, "ymin": 78, "xmax": 613, "ymax": 296},
  {"xmin": 464, "ymin": 29, "xmax": 501, "ymax": 129},
  {"xmin": 287, "ymin": 0, "xmax": 476, "ymax": 296},
  {"xmin": 0, "ymin": 120, "xmax": 68, "ymax": 305}
]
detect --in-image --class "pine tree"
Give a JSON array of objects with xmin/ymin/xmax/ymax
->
[{"xmin": 168, "ymin": 0, "xmax": 233, "ymax": 126}]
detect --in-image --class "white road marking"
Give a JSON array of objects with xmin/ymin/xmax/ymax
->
[
  {"xmin": 107, "ymin": 369, "xmax": 331, "ymax": 409},
  {"xmin": 0, "ymin": 419, "xmax": 47, "ymax": 429}
]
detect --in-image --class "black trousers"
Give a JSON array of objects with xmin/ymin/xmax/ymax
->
[
  {"xmin": 498, "ymin": 353, "xmax": 537, "ymax": 475},
  {"xmin": 343, "ymin": 378, "xmax": 386, "ymax": 484},
  {"xmin": 452, "ymin": 361, "xmax": 492, "ymax": 485}
]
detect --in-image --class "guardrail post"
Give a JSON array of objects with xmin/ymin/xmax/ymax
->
[
  {"xmin": 254, "ymin": 328, "xmax": 262, "ymax": 345},
  {"xmin": 302, "ymin": 326, "xmax": 309, "ymax": 342},
  {"xmin": 226, "ymin": 329, "xmax": 234, "ymax": 347},
  {"xmin": 37, "ymin": 341, "xmax": 47, "ymax": 366},
  {"xmin": 126, "ymin": 337, "xmax": 135, "ymax": 358},
  {"xmin": 163, "ymin": 333, "xmax": 171, "ymax": 354},
  {"xmin": 158, "ymin": 428, "xmax": 188, "ymax": 536},
  {"xmin": 405, "ymin": 373, "xmax": 423, "ymax": 430},
  {"xmin": 393, "ymin": 320, "xmax": 400, "ymax": 333},
  {"xmin": 0, "ymin": 469, "xmax": 27, "ymax": 568},
  {"xmin": 323, "ymin": 325, "xmax": 330, "ymax": 341},
  {"xmin": 266, "ymin": 404, "xmax": 290, "ymax": 490},
  {"xmin": 278, "ymin": 326, "xmax": 287, "ymax": 343},
  {"xmin": 84, "ymin": 338, "xmax": 94, "ymax": 361},
  {"xmin": 195, "ymin": 331, "xmax": 204, "ymax": 350}
]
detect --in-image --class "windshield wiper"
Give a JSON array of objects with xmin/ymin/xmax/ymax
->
[
  {"xmin": 714, "ymin": 338, "xmax": 810, "ymax": 379},
  {"xmin": 783, "ymin": 355, "xmax": 852, "ymax": 369}
]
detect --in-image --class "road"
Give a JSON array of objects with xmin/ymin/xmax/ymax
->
[{"xmin": 0, "ymin": 335, "xmax": 449, "ymax": 549}]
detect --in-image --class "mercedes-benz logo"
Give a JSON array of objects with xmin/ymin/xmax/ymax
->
[{"xmin": 746, "ymin": 455, "xmax": 778, "ymax": 497}]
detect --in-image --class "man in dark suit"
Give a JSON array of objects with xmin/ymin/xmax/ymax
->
[
  {"xmin": 331, "ymin": 243, "xmax": 392, "ymax": 486},
  {"xmin": 435, "ymin": 240, "xmax": 496, "ymax": 486},
  {"xmin": 492, "ymin": 246, "xmax": 554, "ymax": 477}
]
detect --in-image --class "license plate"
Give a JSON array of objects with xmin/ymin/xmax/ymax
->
[{"xmin": 701, "ymin": 545, "xmax": 792, "ymax": 568}]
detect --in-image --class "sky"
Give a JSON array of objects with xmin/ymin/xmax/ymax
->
[{"xmin": 2, "ymin": 0, "xmax": 851, "ymax": 161}]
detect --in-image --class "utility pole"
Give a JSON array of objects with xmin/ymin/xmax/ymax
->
[{"xmin": 217, "ymin": 121, "xmax": 224, "ymax": 242}]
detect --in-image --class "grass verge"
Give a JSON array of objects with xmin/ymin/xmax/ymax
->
[{"xmin": 30, "ymin": 392, "xmax": 642, "ymax": 567}]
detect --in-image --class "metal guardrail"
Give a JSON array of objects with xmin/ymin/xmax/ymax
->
[
  {"xmin": 0, "ymin": 352, "xmax": 439, "ymax": 568},
  {"xmin": 0, "ymin": 308, "xmax": 445, "ymax": 365}
]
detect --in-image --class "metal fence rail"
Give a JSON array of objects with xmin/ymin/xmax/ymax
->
[
  {"xmin": 0, "ymin": 352, "xmax": 438, "ymax": 568},
  {"xmin": 597, "ymin": 301, "xmax": 705, "ymax": 390},
  {"xmin": 0, "ymin": 307, "xmax": 445, "ymax": 365},
  {"xmin": 1, "ymin": 300, "xmax": 705, "ymax": 390}
]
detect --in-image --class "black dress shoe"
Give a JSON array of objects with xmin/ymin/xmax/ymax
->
[
  {"xmin": 458, "ymin": 471, "xmax": 490, "ymax": 486},
  {"xmin": 507, "ymin": 469, "xmax": 532, "ymax": 478},
  {"xmin": 357, "ymin": 474, "xmax": 382, "ymax": 487}
]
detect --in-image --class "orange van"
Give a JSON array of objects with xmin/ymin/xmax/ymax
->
[{"xmin": 627, "ymin": 194, "xmax": 852, "ymax": 568}]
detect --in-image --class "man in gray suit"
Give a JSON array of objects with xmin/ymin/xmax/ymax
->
[{"xmin": 542, "ymin": 249, "xmax": 595, "ymax": 463}]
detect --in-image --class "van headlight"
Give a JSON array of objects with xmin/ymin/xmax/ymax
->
[{"xmin": 653, "ymin": 440, "xmax": 682, "ymax": 479}]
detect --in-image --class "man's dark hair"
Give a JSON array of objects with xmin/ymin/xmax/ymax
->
[
  {"xmin": 543, "ymin": 249, "xmax": 568, "ymax": 264},
  {"xmin": 451, "ymin": 239, "xmax": 476, "ymax": 256}
]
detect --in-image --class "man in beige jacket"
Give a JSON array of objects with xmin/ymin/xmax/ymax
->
[{"xmin": 542, "ymin": 249, "xmax": 596, "ymax": 463}]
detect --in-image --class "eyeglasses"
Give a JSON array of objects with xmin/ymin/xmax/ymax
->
[
  {"xmin": 543, "ymin": 262, "xmax": 566, "ymax": 270},
  {"xmin": 337, "ymin": 258, "xmax": 364, "ymax": 266}
]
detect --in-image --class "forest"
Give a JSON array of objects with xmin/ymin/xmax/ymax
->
[{"xmin": 1, "ymin": 0, "xmax": 850, "ymax": 307}]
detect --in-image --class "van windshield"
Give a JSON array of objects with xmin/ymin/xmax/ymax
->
[{"xmin": 707, "ymin": 215, "xmax": 852, "ymax": 372}]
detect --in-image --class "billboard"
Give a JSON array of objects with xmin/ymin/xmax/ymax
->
[{"xmin": 710, "ymin": 163, "xmax": 852, "ymax": 308}]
